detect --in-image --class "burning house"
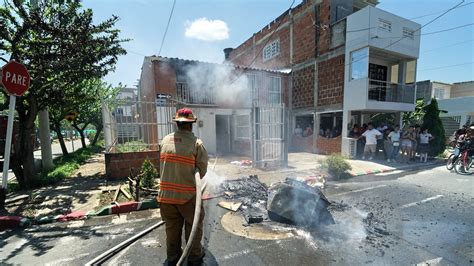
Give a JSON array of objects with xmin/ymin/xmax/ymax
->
[{"xmin": 138, "ymin": 56, "xmax": 290, "ymax": 167}]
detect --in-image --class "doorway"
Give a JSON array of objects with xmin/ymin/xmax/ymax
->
[{"xmin": 216, "ymin": 115, "xmax": 231, "ymax": 155}]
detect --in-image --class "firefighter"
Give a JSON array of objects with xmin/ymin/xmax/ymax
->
[{"xmin": 158, "ymin": 108, "xmax": 208, "ymax": 266}]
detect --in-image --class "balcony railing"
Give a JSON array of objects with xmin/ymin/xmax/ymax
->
[
  {"xmin": 368, "ymin": 79, "xmax": 415, "ymax": 104},
  {"xmin": 176, "ymin": 82, "xmax": 216, "ymax": 105}
]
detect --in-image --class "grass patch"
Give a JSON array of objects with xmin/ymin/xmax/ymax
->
[{"xmin": 38, "ymin": 145, "xmax": 102, "ymax": 186}]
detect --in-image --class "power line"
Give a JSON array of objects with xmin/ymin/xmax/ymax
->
[
  {"xmin": 229, "ymin": 0, "xmax": 296, "ymax": 85},
  {"xmin": 418, "ymin": 61, "xmax": 474, "ymax": 72},
  {"xmin": 422, "ymin": 39, "xmax": 474, "ymax": 54},
  {"xmin": 158, "ymin": 0, "xmax": 177, "ymax": 56},
  {"xmin": 373, "ymin": 22, "xmax": 474, "ymax": 39},
  {"xmin": 409, "ymin": 1, "xmax": 474, "ymax": 20},
  {"xmin": 384, "ymin": 0, "xmax": 466, "ymax": 50}
]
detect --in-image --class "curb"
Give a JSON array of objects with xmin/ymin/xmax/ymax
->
[
  {"xmin": 349, "ymin": 160, "xmax": 444, "ymax": 177},
  {"xmin": 0, "ymin": 198, "xmax": 160, "ymax": 231}
]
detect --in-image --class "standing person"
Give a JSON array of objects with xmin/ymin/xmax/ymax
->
[
  {"xmin": 359, "ymin": 122, "xmax": 382, "ymax": 160},
  {"xmin": 400, "ymin": 126, "xmax": 416, "ymax": 163},
  {"xmin": 411, "ymin": 124, "xmax": 421, "ymax": 161},
  {"xmin": 294, "ymin": 124, "xmax": 303, "ymax": 137},
  {"xmin": 158, "ymin": 108, "xmax": 209, "ymax": 266},
  {"xmin": 387, "ymin": 125, "xmax": 401, "ymax": 162},
  {"xmin": 383, "ymin": 128, "xmax": 393, "ymax": 161},
  {"xmin": 419, "ymin": 128, "xmax": 434, "ymax": 163}
]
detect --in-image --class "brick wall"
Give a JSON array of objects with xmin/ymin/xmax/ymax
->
[
  {"xmin": 316, "ymin": 136, "xmax": 341, "ymax": 154},
  {"xmin": 293, "ymin": 66, "xmax": 314, "ymax": 108},
  {"xmin": 290, "ymin": 136, "xmax": 313, "ymax": 153},
  {"xmin": 317, "ymin": 54, "xmax": 344, "ymax": 106},
  {"xmin": 105, "ymin": 151, "xmax": 159, "ymax": 180},
  {"xmin": 228, "ymin": 0, "xmax": 317, "ymax": 69}
]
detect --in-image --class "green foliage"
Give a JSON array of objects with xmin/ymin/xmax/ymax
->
[
  {"xmin": 115, "ymin": 141, "xmax": 148, "ymax": 153},
  {"xmin": 0, "ymin": 0, "xmax": 127, "ymax": 187},
  {"xmin": 422, "ymin": 98, "xmax": 446, "ymax": 156},
  {"xmin": 140, "ymin": 159, "xmax": 158, "ymax": 189},
  {"xmin": 403, "ymin": 98, "xmax": 426, "ymax": 126},
  {"xmin": 37, "ymin": 145, "xmax": 100, "ymax": 186},
  {"xmin": 321, "ymin": 154, "xmax": 352, "ymax": 180}
]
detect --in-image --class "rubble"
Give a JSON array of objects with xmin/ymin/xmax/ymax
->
[
  {"xmin": 218, "ymin": 201, "xmax": 242, "ymax": 212},
  {"xmin": 267, "ymin": 178, "xmax": 335, "ymax": 227}
]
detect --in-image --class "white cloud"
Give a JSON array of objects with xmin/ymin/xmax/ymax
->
[{"xmin": 185, "ymin": 18, "xmax": 229, "ymax": 41}]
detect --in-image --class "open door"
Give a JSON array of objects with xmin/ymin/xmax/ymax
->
[{"xmin": 216, "ymin": 115, "xmax": 231, "ymax": 155}]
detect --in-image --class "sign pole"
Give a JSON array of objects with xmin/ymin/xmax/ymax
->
[{"xmin": 2, "ymin": 95, "xmax": 16, "ymax": 189}]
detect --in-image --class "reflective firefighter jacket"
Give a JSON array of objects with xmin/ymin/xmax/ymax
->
[{"xmin": 157, "ymin": 130, "xmax": 208, "ymax": 205}]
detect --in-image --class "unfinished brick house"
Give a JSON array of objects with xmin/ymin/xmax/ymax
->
[
  {"xmin": 227, "ymin": 0, "xmax": 421, "ymax": 156},
  {"xmin": 138, "ymin": 56, "xmax": 289, "ymax": 167}
]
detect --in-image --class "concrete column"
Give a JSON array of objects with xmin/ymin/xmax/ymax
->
[
  {"xmin": 341, "ymin": 110, "xmax": 351, "ymax": 156},
  {"xmin": 39, "ymin": 109, "xmax": 53, "ymax": 171},
  {"xmin": 313, "ymin": 113, "xmax": 320, "ymax": 153},
  {"xmin": 459, "ymin": 115, "xmax": 468, "ymax": 128}
]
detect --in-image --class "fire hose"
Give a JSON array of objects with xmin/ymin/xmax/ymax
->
[{"xmin": 177, "ymin": 170, "xmax": 202, "ymax": 265}]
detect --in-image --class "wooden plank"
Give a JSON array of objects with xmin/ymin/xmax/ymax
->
[
  {"xmin": 218, "ymin": 201, "xmax": 242, "ymax": 212},
  {"xmin": 113, "ymin": 184, "xmax": 121, "ymax": 201},
  {"xmin": 120, "ymin": 186, "xmax": 132, "ymax": 200}
]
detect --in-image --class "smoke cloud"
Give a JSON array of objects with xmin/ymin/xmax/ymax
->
[{"xmin": 184, "ymin": 63, "xmax": 251, "ymax": 107}]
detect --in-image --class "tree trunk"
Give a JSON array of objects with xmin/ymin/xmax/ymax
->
[
  {"xmin": 72, "ymin": 123, "xmax": 87, "ymax": 149},
  {"xmin": 54, "ymin": 123, "xmax": 69, "ymax": 156},
  {"xmin": 12, "ymin": 118, "xmax": 37, "ymax": 189},
  {"xmin": 92, "ymin": 126, "xmax": 102, "ymax": 146}
]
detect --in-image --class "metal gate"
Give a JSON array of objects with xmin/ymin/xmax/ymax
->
[{"xmin": 252, "ymin": 104, "xmax": 287, "ymax": 168}]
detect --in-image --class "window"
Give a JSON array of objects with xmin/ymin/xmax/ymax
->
[
  {"xmin": 390, "ymin": 64, "xmax": 399, "ymax": 84},
  {"xmin": 378, "ymin": 19, "xmax": 392, "ymax": 32},
  {"xmin": 235, "ymin": 115, "xmax": 250, "ymax": 139},
  {"xmin": 263, "ymin": 39, "xmax": 280, "ymax": 61},
  {"xmin": 403, "ymin": 27, "xmax": 415, "ymax": 39},
  {"xmin": 350, "ymin": 47, "xmax": 368, "ymax": 80},
  {"xmin": 434, "ymin": 88, "xmax": 446, "ymax": 100},
  {"xmin": 405, "ymin": 60, "xmax": 416, "ymax": 84},
  {"xmin": 268, "ymin": 76, "xmax": 281, "ymax": 104}
]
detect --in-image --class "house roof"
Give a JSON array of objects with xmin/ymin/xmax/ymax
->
[{"xmin": 146, "ymin": 56, "xmax": 291, "ymax": 75}]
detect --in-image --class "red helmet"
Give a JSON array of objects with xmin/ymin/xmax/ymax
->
[{"xmin": 173, "ymin": 108, "xmax": 197, "ymax": 123}]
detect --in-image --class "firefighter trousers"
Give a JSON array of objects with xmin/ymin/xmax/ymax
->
[{"xmin": 160, "ymin": 198, "xmax": 205, "ymax": 263}]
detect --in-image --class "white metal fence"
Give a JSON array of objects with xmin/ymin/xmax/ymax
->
[{"xmin": 102, "ymin": 99, "xmax": 178, "ymax": 153}]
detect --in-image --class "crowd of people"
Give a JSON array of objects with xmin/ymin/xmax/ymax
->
[
  {"xmin": 294, "ymin": 124, "xmax": 313, "ymax": 137},
  {"xmin": 348, "ymin": 122, "xmax": 435, "ymax": 163}
]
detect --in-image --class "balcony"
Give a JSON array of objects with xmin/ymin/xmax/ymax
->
[
  {"xmin": 176, "ymin": 82, "xmax": 216, "ymax": 105},
  {"xmin": 368, "ymin": 80, "xmax": 415, "ymax": 104}
]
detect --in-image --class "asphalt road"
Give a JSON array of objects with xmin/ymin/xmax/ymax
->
[{"xmin": 1, "ymin": 165, "xmax": 473, "ymax": 265}]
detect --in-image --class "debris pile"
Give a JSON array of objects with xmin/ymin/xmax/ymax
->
[
  {"xmin": 218, "ymin": 175, "xmax": 268, "ymax": 224},
  {"xmin": 218, "ymin": 176, "xmax": 335, "ymax": 227},
  {"xmin": 363, "ymin": 212, "xmax": 392, "ymax": 257},
  {"xmin": 267, "ymin": 178, "xmax": 335, "ymax": 227}
]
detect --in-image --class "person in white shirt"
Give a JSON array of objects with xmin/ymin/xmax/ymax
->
[
  {"xmin": 359, "ymin": 123, "xmax": 382, "ymax": 160},
  {"xmin": 387, "ymin": 125, "xmax": 401, "ymax": 162},
  {"xmin": 294, "ymin": 124, "xmax": 303, "ymax": 137},
  {"xmin": 418, "ymin": 128, "xmax": 434, "ymax": 163}
]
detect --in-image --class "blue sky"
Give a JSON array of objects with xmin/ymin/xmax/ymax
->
[{"xmin": 82, "ymin": 0, "xmax": 474, "ymax": 87}]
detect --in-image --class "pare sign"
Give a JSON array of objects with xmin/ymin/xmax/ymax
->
[{"xmin": 1, "ymin": 61, "xmax": 30, "ymax": 96}]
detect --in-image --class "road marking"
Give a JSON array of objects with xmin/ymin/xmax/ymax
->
[
  {"xmin": 334, "ymin": 184, "xmax": 387, "ymax": 196},
  {"xmin": 415, "ymin": 256, "xmax": 443, "ymax": 265},
  {"xmin": 375, "ymin": 170, "xmax": 403, "ymax": 176},
  {"xmin": 400, "ymin": 195, "xmax": 444, "ymax": 209},
  {"xmin": 456, "ymin": 178, "xmax": 470, "ymax": 182},
  {"xmin": 219, "ymin": 244, "xmax": 272, "ymax": 261}
]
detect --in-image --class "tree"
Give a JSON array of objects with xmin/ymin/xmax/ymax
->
[
  {"xmin": 71, "ymin": 80, "xmax": 121, "ymax": 148},
  {"xmin": 403, "ymin": 98, "xmax": 425, "ymax": 126},
  {"xmin": 422, "ymin": 98, "xmax": 447, "ymax": 156},
  {"xmin": 0, "ymin": 1, "xmax": 126, "ymax": 188}
]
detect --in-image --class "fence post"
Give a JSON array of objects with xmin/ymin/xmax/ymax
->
[{"xmin": 102, "ymin": 103, "xmax": 112, "ymax": 152}]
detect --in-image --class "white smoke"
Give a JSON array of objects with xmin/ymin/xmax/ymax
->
[{"xmin": 184, "ymin": 63, "xmax": 251, "ymax": 107}]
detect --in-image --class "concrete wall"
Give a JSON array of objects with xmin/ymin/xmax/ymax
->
[
  {"xmin": 451, "ymin": 81, "xmax": 474, "ymax": 98},
  {"xmin": 431, "ymin": 82, "xmax": 452, "ymax": 100},
  {"xmin": 346, "ymin": 6, "xmax": 421, "ymax": 59},
  {"xmin": 438, "ymin": 96, "xmax": 474, "ymax": 117}
]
